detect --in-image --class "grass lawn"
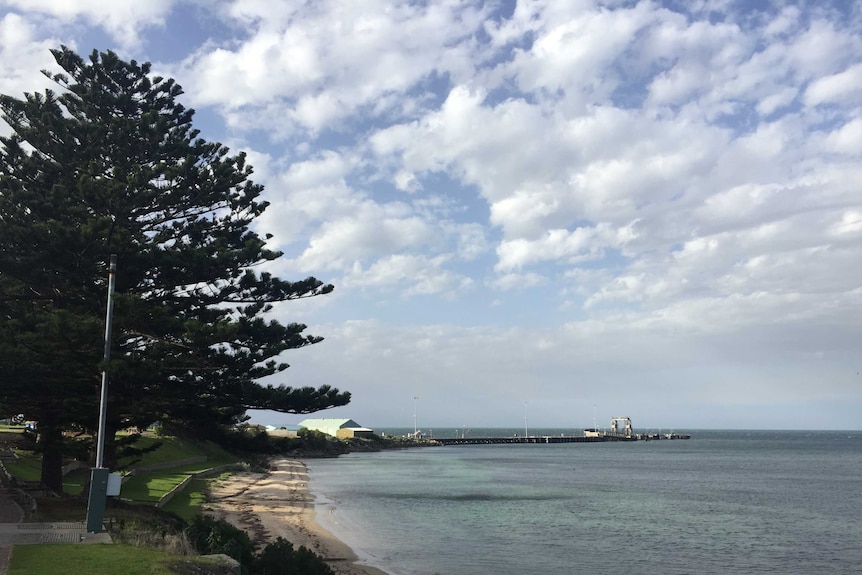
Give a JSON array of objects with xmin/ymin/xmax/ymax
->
[
  {"xmin": 120, "ymin": 461, "xmax": 237, "ymax": 503},
  {"xmin": 4, "ymin": 433, "xmax": 237, "ymax": 503},
  {"xmin": 63, "ymin": 467, "xmax": 89, "ymax": 496},
  {"xmin": 4, "ymin": 433, "xmax": 247, "ymax": 574},
  {"xmin": 160, "ymin": 471, "xmax": 234, "ymax": 521},
  {"xmin": 2, "ymin": 451, "xmax": 41, "ymax": 482},
  {"xmin": 117, "ymin": 435, "xmax": 235, "ymax": 469},
  {"xmin": 7, "ymin": 544, "xmax": 234, "ymax": 575}
]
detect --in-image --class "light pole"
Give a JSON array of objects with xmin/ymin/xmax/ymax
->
[
  {"xmin": 593, "ymin": 404, "xmax": 597, "ymax": 432},
  {"xmin": 86, "ymin": 255, "xmax": 117, "ymax": 533},
  {"xmin": 523, "ymin": 401, "xmax": 528, "ymax": 438},
  {"xmin": 413, "ymin": 396, "xmax": 419, "ymax": 437}
]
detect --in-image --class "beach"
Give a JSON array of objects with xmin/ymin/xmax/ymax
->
[{"xmin": 206, "ymin": 457, "xmax": 389, "ymax": 575}]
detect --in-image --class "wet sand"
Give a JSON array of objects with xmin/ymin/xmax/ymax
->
[{"xmin": 205, "ymin": 457, "xmax": 390, "ymax": 575}]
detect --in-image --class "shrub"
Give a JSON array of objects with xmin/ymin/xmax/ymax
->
[
  {"xmin": 253, "ymin": 537, "xmax": 334, "ymax": 575},
  {"xmin": 186, "ymin": 514, "xmax": 256, "ymax": 571}
]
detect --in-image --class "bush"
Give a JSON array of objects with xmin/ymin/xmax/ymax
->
[
  {"xmin": 254, "ymin": 537, "xmax": 334, "ymax": 575},
  {"xmin": 186, "ymin": 515, "xmax": 256, "ymax": 571}
]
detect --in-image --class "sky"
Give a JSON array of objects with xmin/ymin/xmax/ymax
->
[{"xmin": 1, "ymin": 0, "xmax": 860, "ymax": 431}]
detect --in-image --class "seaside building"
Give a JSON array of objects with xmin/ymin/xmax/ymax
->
[
  {"xmin": 298, "ymin": 418, "xmax": 374, "ymax": 439},
  {"xmin": 265, "ymin": 424, "xmax": 300, "ymax": 438}
]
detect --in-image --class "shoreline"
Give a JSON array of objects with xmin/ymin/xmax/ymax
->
[{"xmin": 205, "ymin": 457, "xmax": 391, "ymax": 575}]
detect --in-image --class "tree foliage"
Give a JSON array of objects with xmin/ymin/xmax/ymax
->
[{"xmin": 0, "ymin": 47, "xmax": 350, "ymax": 491}]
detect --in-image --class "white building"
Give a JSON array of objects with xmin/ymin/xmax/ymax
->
[{"xmin": 298, "ymin": 418, "xmax": 374, "ymax": 439}]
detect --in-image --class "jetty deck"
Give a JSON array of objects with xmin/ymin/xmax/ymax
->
[
  {"xmin": 434, "ymin": 435, "xmax": 631, "ymax": 445},
  {"xmin": 432, "ymin": 432, "xmax": 690, "ymax": 445}
]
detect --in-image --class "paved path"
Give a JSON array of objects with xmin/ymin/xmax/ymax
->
[
  {"xmin": 0, "ymin": 490, "xmax": 23, "ymax": 524},
  {"xmin": 0, "ymin": 489, "xmax": 111, "ymax": 574}
]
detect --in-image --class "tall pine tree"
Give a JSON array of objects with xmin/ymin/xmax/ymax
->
[{"xmin": 0, "ymin": 47, "xmax": 350, "ymax": 492}]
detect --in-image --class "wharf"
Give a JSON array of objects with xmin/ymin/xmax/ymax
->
[
  {"xmin": 432, "ymin": 432, "xmax": 691, "ymax": 446},
  {"xmin": 434, "ymin": 435, "xmax": 630, "ymax": 446},
  {"xmin": 421, "ymin": 418, "xmax": 690, "ymax": 446}
]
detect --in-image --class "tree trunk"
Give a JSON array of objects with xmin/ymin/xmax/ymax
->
[{"xmin": 38, "ymin": 423, "xmax": 64, "ymax": 494}]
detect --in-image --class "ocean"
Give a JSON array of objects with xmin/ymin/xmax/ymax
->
[{"xmin": 308, "ymin": 429, "xmax": 862, "ymax": 575}]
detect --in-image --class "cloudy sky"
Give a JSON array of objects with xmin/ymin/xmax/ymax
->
[{"xmin": 2, "ymin": 1, "xmax": 860, "ymax": 431}]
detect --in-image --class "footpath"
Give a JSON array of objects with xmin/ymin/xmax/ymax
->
[{"xmin": 0, "ymin": 488, "xmax": 112, "ymax": 574}]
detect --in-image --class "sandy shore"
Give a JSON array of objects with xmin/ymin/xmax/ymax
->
[{"xmin": 205, "ymin": 457, "xmax": 390, "ymax": 575}]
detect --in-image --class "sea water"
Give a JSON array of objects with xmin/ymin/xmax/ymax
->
[{"xmin": 308, "ymin": 430, "xmax": 862, "ymax": 575}]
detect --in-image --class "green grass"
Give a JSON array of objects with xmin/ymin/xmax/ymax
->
[
  {"xmin": 62, "ymin": 467, "xmax": 90, "ymax": 496},
  {"xmin": 4, "ymin": 432, "xmax": 241, "ymax": 525},
  {"xmin": 2, "ymin": 450, "xmax": 41, "ymax": 482},
  {"xmin": 115, "ymin": 436, "xmax": 238, "ymax": 508},
  {"xmin": 160, "ymin": 470, "xmax": 235, "ymax": 521},
  {"xmin": 8, "ymin": 543, "xmax": 233, "ymax": 575},
  {"xmin": 120, "ymin": 461, "xmax": 236, "ymax": 503},
  {"xmin": 117, "ymin": 435, "xmax": 235, "ymax": 469},
  {"xmin": 120, "ymin": 471, "xmax": 195, "ymax": 502},
  {"xmin": 160, "ymin": 477, "xmax": 208, "ymax": 521},
  {"xmin": 4, "ymin": 433, "xmax": 236, "ymax": 498}
]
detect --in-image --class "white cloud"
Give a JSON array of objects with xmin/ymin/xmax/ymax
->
[
  {"xmin": 495, "ymin": 223, "xmax": 633, "ymax": 271},
  {"xmin": 177, "ymin": 0, "xmax": 491, "ymax": 133},
  {"xmin": 505, "ymin": 2, "xmax": 660, "ymax": 108},
  {"xmin": 4, "ymin": 1, "xmax": 862, "ymax": 429},
  {"xmin": 342, "ymin": 254, "xmax": 472, "ymax": 296},
  {"xmin": 822, "ymin": 118, "xmax": 862, "ymax": 155},
  {"xmin": 0, "ymin": 13, "xmax": 59, "ymax": 100},
  {"xmin": 292, "ymin": 207, "xmax": 434, "ymax": 272},
  {"xmin": 805, "ymin": 62, "xmax": 862, "ymax": 106},
  {"xmin": 251, "ymin": 150, "xmax": 360, "ymax": 247},
  {"xmin": 450, "ymin": 222, "xmax": 488, "ymax": 261},
  {"xmin": 755, "ymin": 87, "xmax": 798, "ymax": 116},
  {"xmin": 830, "ymin": 210, "xmax": 862, "ymax": 236},
  {"xmin": 491, "ymin": 272, "xmax": 546, "ymax": 292},
  {"xmin": 1, "ymin": 0, "xmax": 174, "ymax": 49}
]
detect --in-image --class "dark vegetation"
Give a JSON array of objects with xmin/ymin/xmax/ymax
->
[
  {"xmin": 0, "ymin": 45, "xmax": 371, "ymax": 573},
  {"xmin": 185, "ymin": 516, "xmax": 334, "ymax": 575},
  {"xmin": 0, "ymin": 46, "xmax": 350, "ymax": 494}
]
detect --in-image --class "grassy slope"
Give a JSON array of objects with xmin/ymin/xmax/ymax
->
[
  {"xmin": 117, "ymin": 435, "xmax": 237, "ymax": 507},
  {"xmin": 2, "ymin": 453, "xmax": 41, "ymax": 483},
  {"xmin": 161, "ymin": 472, "xmax": 234, "ymax": 522},
  {"xmin": 5, "ymin": 434, "xmax": 244, "ymax": 573},
  {"xmin": 3, "ymin": 433, "xmax": 237, "ymax": 504},
  {"xmin": 8, "ymin": 545, "xmax": 175, "ymax": 575},
  {"xmin": 7, "ymin": 544, "xmax": 236, "ymax": 575},
  {"xmin": 117, "ymin": 435, "xmax": 235, "ymax": 468}
]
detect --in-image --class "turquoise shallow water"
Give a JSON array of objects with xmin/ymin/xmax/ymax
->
[{"xmin": 308, "ymin": 430, "xmax": 862, "ymax": 575}]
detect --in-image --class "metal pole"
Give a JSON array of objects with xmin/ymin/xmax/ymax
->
[
  {"xmin": 86, "ymin": 255, "xmax": 116, "ymax": 534},
  {"xmin": 95, "ymin": 255, "xmax": 117, "ymax": 468},
  {"xmin": 413, "ymin": 396, "xmax": 418, "ymax": 437},
  {"xmin": 524, "ymin": 401, "xmax": 528, "ymax": 438}
]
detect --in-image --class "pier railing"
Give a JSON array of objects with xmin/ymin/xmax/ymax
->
[
  {"xmin": 432, "ymin": 432, "xmax": 688, "ymax": 445},
  {"xmin": 434, "ymin": 435, "xmax": 627, "ymax": 445}
]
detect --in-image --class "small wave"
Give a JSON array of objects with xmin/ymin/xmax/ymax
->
[{"xmin": 380, "ymin": 492, "xmax": 568, "ymax": 502}]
